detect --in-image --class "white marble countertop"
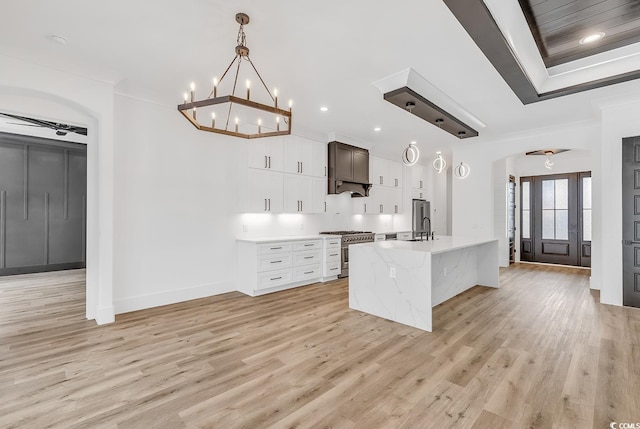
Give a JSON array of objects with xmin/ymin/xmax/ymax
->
[
  {"xmin": 237, "ymin": 235, "xmax": 341, "ymax": 243},
  {"xmin": 352, "ymin": 236, "xmax": 498, "ymax": 255}
]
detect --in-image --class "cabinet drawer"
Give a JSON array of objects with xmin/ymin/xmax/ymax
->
[
  {"xmin": 324, "ymin": 261, "xmax": 341, "ymax": 276},
  {"xmin": 324, "ymin": 238, "xmax": 341, "ymax": 249},
  {"xmin": 258, "ymin": 241, "xmax": 293, "ymax": 255},
  {"xmin": 257, "ymin": 268, "xmax": 292, "ymax": 290},
  {"xmin": 258, "ymin": 253, "xmax": 292, "ymax": 272},
  {"xmin": 293, "ymin": 264, "xmax": 322, "ymax": 282},
  {"xmin": 294, "ymin": 250, "xmax": 322, "ymax": 266},
  {"xmin": 293, "ymin": 240, "xmax": 322, "ymax": 251},
  {"xmin": 397, "ymin": 232, "xmax": 412, "ymax": 240},
  {"xmin": 324, "ymin": 248, "xmax": 341, "ymax": 262}
]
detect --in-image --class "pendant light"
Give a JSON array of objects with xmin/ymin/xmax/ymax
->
[
  {"xmin": 454, "ymin": 162, "xmax": 471, "ymax": 179},
  {"xmin": 402, "ymin": 141, "xmax": 420, "ymax": 166},
  {"xmin": 432, "ymin": 151, "xmax": 446, "ymax": 173}
]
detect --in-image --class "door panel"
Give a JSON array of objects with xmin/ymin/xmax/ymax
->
[
  {"xmin": 508, "ymin": 176, "xmax": 516, "ymax": 264},
  {"xmin": 622, "ymin": 137, "xmax": 640, "ymax": 308},
  {"xmin": 0, "ymin": 134, "xmax": 87, "ymax": 275},
  {"xmin": 521, "ymin": 172, "xmax": 590, "ymax": 267}
]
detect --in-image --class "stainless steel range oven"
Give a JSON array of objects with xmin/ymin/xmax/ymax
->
[{"xmin": 319, "ymin": 231, "xmax": 375, "ymax": 277}]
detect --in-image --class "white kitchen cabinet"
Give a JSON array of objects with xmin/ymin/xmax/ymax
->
[
  {"xmin": 283, "ymin": 135, "xmax": 313, "ymax": 175},
  {"xmin": 352, "ymin": 197, "xmax": 370, "ymax": 214},
  {"xmin": 237, "ymin": 237, "xmax": 328, "ymax": 296},
  {"xmin": 411, "ymin": 164, "xmax": 426, "ymax": 190},
  {"xmin": 311, "ymin": 177, "xmax": 327, "ymax": 213},
  {"xmin": 312, "ymin": 141, "xmax": 327, "ymax": 178},
  {"xmin": 322, "ymin": 236, "xmax": 341, "ymax": 278},
  {"xmin": 243, "ymin": 169, "xmax": 283, "ymax": 213},
  {"xmin": 247, "ymin": 137, "xmax": 284, "ymax": 171},
  {"xmin": 370, "ymin": 156, "xmax": 402, "ymax": 188},
  {"xmin": 284, "ymin": 174, "xmax": 326, "ymax": 213},
  {"xmin": 283, "ymin": 136, "xmax": 326, "ymax": 178},
  {"xmin": 412, "ymin": 189, "xmax": 427, "ymax": 200},
  {"xmin": 365, "ymin": 186, "xmax": 402, "ymax": 214}
]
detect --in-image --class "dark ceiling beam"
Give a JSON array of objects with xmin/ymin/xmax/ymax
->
[{"xmin": 443, "ymin": 0, "xmax": 640, "ymax": 104}]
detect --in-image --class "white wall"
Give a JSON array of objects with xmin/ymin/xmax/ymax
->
[
  {"xmin": 0, "ymin": 54, "xmax": 115, "ymax": 324},
  {"xmin": 596, "ymin": 99, "xmax": 640, "ymax": 306},
  {"xmin": 112, "ymin": 94, "xmax": 240, "ymax": 313}
]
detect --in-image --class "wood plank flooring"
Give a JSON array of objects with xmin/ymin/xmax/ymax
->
[{"xmin": 0, "ymin": 264, "xmax": 639, "ymax": 428}]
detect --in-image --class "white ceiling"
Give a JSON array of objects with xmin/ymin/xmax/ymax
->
[{"xmin": 2, "ymin": 0, "xmax": 640, "ymax": 160}]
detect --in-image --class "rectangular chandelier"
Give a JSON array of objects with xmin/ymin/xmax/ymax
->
[{"xmin": 177, "ymin": 13, "xmax": 292, "ymax": 139}]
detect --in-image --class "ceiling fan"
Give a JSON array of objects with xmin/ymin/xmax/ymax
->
[{"xmin": 0, "ymin": 112, "xmax": 87, "ymax": 136}]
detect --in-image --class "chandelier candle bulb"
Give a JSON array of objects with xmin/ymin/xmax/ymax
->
[
  {"xmin": 190, "ymin": 82, "xmax": 195, "ymax": 102},
  {"xmin": 274, "ymin": 88, "xmax": 278, "ymax": 108},
  {"xmin": 246, "ymin": 80, "xmax": 251, "ymax": 100},
  {"xmin": 212, "ymin": 77, "xmax": 218, "ymax": 98},
  {"xmin": 192, "ymin": 107, "xmax": 196, "ymax": 120},
  {"xmin": 276, "ymin": 116, "xmax": 280, "ymax": 131},
  {"xmin": 211, "ymin": 112, "xmax": 215, "ymax": 128},
  {"xmin": 183, "ymin": 92, "xmax": 188, "ymax": 105},
  {"xmin": 235, "ymin": 117, "xmax": 239, "ymax": 133},
  {"xmin": 258, "ymin": 118, "xmax": 262, "ymax": 134}
]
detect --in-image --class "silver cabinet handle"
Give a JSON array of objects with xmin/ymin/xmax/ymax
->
[
  {"xmin": 304, "ymin": 256, "xmax": 314, "ymax": 259},
  {"xmin": 265, "ymin": 199, "xmax": 267, "ymax": 211},
  {"xmin": 270, "ymin": 260, "xmax": 282, "ymax": 264},
  {"xmin": 324, "ymin": 201, "xmax": 327, "ymax": 212},
  {"xmin": 330, "ymin": 267, "xmax": 338, "ymax": 271},
  {"xmin": 330, "ymin": 253, "xmax": 338, "ymax": 257},
  {"xmin": 300, "ymin": 162, "xmax": 303, "ymax": 174},
  {"xmin": 380, "ymin": 204, "xmax": 383, "ymax": 213},
  {"xmin": 395, "ymin": 178, "xmax": 398, "ymax": 187},
  {"xmin": 304, "ymin": 271, "xmax": 314, "ymax": 274},
  {"xmin": 300, "ymin": 200, "xmax": 303, "ymax": 211},
  {"xmin": 270, "ymin": 247, "xmax": 282, "ymax": 250},
  {"xmin": 265, "ymin": 156, "xmax": 268, "ymax": 168},
  {"xmin": 364, "ymin": 203, "xmax": 367, "ymax": 213},
  {"xmin": 268, "ymin": 198, "xmax": 271, "ymax": 211},
  {"xmin": 395, "ymin": 205, "xmax": 398, "ymax": 213},
  {"xmin": 270, "ymin": 276, "xmax": 282, "ymax": 281},
  {"xmin": 304, "ymin": 244, "xmax": 314, "ymax": 247},
  {"xmin": 268, "ymin": 156, "xmax": 271, "ymax": 168},
  {"xmin": 324, "ymin": 166, "xmax": 327, "ymax": 176},
  {"xmin": 420, "ymin": 180, "xmax": 423, "ymax": 188},
  {"xmin": 380, "ymin": 176, "xmax": 383, "ymax": 185}
]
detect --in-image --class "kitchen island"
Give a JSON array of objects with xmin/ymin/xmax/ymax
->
[{"xmin": 349, "ymin": 236, "xmax": 499, "ymax": 332}]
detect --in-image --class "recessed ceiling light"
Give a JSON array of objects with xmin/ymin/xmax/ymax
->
[
  {"xmin": 50, "ymin": 35, "xmax": 68, "ymax": 45},
  {"xmin": 579, "ymin": 32, "xmax": 605, "ymax": 45},
  {"xmin": 320, "ymin": 106, "xmax": 328, "ymax": 112},
  {"xmin": 374, "ymin": 127, "xmax": 381, "ymax": 132}
]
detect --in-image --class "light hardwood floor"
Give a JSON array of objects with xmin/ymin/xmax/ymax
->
[{"xmin": 0, "ymin": 264, "xmax": 638, "ymax": 428}]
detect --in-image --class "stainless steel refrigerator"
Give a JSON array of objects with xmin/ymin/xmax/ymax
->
[{"xmin": 412, "ymin": 199, "xmax": 431, "ymax": 238}]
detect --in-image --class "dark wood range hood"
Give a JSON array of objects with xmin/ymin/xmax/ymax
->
[{"xmin": 327, "ymin": 141, "xmax": 371, "ymax": 197}]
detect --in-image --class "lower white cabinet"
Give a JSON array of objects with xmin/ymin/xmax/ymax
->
[
  {"xmin": 238, "ymin": 237, "xmax": 337, "ymax": 296},
  {"xmin": 323, "ymin": 236, "xmax": 341, "ymax": 277}
]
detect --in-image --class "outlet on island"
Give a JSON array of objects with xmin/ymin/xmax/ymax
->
[{"xmin": 389, "ymin": 266, "xmax": 396, "ymax": 278}]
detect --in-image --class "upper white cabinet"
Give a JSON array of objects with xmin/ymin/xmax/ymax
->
[
  {"xmin": 243, "ymin": 169, "xmax": 284, "ymax": 213},
  {"xmin": 284, "ymin": 174, "xmax": 326, "ymax": 213},
  {"xmin": 283, "ymin": 136, "xmax": 326, "ymax": 178},
  {"xmin": 248, "ymin": 137, "xmax": 284, "ymax": 171},
  {"xmin": 411, "ymin": 164, "xmax": 426, "ymax": 190},
  {"xmin": 370, "ymin": 156, "xmax": 402, "ymax": 188}
]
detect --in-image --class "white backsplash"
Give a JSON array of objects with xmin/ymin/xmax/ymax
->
[{"xmin": 235, "ymin": 192, "xmax": 412, "ymax": 238}]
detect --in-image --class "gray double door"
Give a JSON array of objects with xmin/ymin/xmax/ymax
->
[
  {"xmin": 0, "ymin": 132, "xmax": 87, "ymax": 276},
  {"xmin": 622, "ymin": 137, "xmax": 640, "ymax": 308}
]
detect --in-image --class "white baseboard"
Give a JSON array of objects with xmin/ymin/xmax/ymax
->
[{"xmin": 113, "ymin": 281, "xmax": 235, "ymax": 315}]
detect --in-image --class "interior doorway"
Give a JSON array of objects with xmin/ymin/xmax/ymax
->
[
  {"xmin": 520, "ymin": 172, "xmax": 591, "ymax": 267},
  {"xmin": 0, "ymin": 132, "xmax": 87, "ymax": 276}
]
